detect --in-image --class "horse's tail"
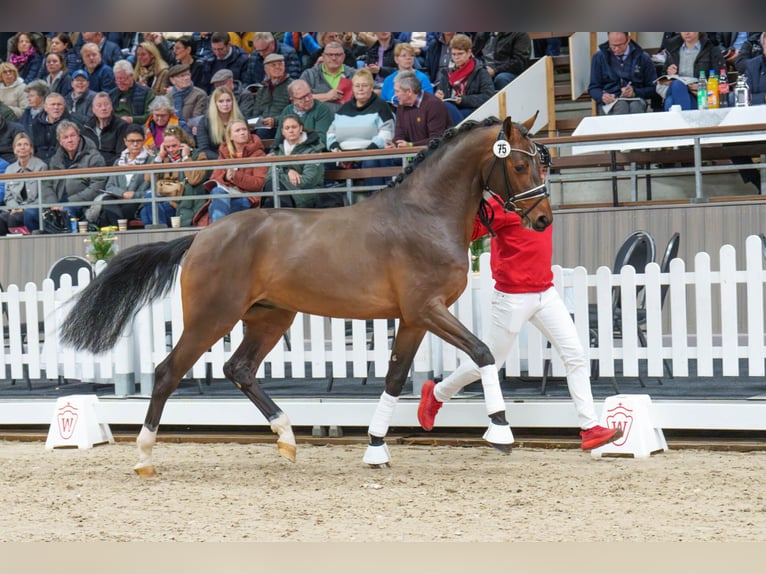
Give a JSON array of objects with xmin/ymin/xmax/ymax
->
[{"xmin": 59, "ymin": 234, "xmax": 196, "ymax": 354}]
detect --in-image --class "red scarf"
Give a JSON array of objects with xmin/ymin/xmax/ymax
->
[{"xmin": 448, "ymin": 56, "xmax": 476, "ymax": 97}]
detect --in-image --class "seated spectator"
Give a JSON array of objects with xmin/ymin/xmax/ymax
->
[
  {"xmin": 48, "ymin": 119, "xmax": 107, "ymax": 220},
  {"xmin": 47, "ymin": 33, "xmax": 83, "ymax": 77},
  {"xmin": 80, "ymin": 42, "xmax": 116, "ymax": 92},
  {"xmin": 386, "ymin": 70, "xmax": 452, "ymax": 148},
  {"xmin": 140, "ymin": 125, "xmax": 195, "ymax": 227},
  {"xmin": 435, "ymin": 34, "xmax": 495, "ymax": 125},
  {"xmin": 0, "ymin": 133, "xmax": 48, "ymax": 231},
  {"xmin": 194, "ymin": 85, "xmax": 245, "ymax": 158},
  {"xmin": 306, "ymin": 32, "xmax": 357, "ymax": 70},
  {"xmin": 134, "ymin": 41, "xmax": 170, "ymax": 96},
  {"xmin": 92, "ymin": 124, "xmax": 152, "ymax": 227},
  {"xmin": 81, "ymin": 32, "xmax": 123, "ymax": 68},
  {"xmin": 272, "ymin": 79, "xmax": 335, "ymax": 151},
  {"xmin": 81, "ymin": 92, "xmax": 129, "ymax": 165},
  {"xmin": 210, "ymin": 68, "xmax": 255, "ymax": 119},
  {"xmin": 657, "ymin": 32, "xmax": 725, "ymax": 110},
  {"xmin": 167, "ymin": 63, "xmax": 208, "ymax": 126},
  {"xmin": 424, "ymin": 32, "xmax": 456, "ymax": 84},
  {"xmin": 380, "ymin": 43, "xmax": 434, "ymax": 105},
  {"xmin": 734, "ymin": 32, "xmax": 764, "ymax": 74},
  {"xmin": 250, "ymin": 53, "xmax": 292, "ymax": 140},
  {"xmin": 31, "ymin": 92, "xmax": 72, "ymax": 162},
  {"xmin": 63, "ymin": 69, "xmax": 96, "ymax": 124},
  {"xmin": 395, "ymin": 32, "xmax": 435, "ymax": 69},
  {"xmin": 172, "ymin": 35, "xmax": 211, "ymax": 92},
  {"xmin": 208, "ymin": 32, "xmax": 249, "ymax": 90},
  {"xmin": 283, "ymin": 32, "xmax": 320, "ymax": 70},
  {"xmin": 300, "ymin": 41, "xmax": 355, "ymax": 112},
  {"xmin": 0, "ymin": 113, "xmax": 26, "ymax": 162},
  {"xmin": 588, "ymin": 32, "xmax": 658, "ymax": 115},
  {"xmin": 263, "ymin": 114, "xmax": 323, "ymax": 208},
  {"xmin": 197, "ymin": 119, "xmax": 268, "ymax": 223},
  {"xmin": 143, "ymin": 95, "xmax": 190, "ymax": 154},
  {"xmin": 743, "ymin": 34, "xmax": 766, "ymax": 104},
  {"xmin": 110, "ymin": 59, "xmax": 155, "ymax": 125},
  {"xmin": 191, "ymin": 32, "xmax": 215, "ymax": 61},
  {"xmin": 43, "ymin": 52, "xmax": 72, "ymax": 97},
  {"xmin": 1, "ymin": 133, "xmax": 50, "ymax": 232},
  {"xmin": 175, "ymin": 139, "xmax": 215, "ymax": 227},
  {"xmin": 0, "ymin": 63, "xmax": 28, "ymax": 119},
  {"xmin": 8, "ymin": 33, "xmax": 43, "ymax": 83},
  {"xmin": 243, "ymin": 32, "xmax": 302, "ymax": 87},
  {"xmin": 18, "ymin": 80, "xmax": 49, "ymax": 132},
  {"xmin": 473, "ymin": 32, "xmax": 532, "ymax": 90},
  {"xmin": 327, "ymin": 68, "xmax": 395, "ymax": 190},
  {"xmin": 340, "ymin": 32, "xmax": 369, "ymax": 65},
  {"xmin": 365, "ymin": 32, "xmax": 398, "ymax": 86},
  {"xmin": 138, "ymin": 32, "xmax": 174, "ymax": 67}
]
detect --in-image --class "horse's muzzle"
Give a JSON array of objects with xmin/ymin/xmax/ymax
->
[{"xmin": 531, "ymin": 214, "xmax": 552, "ymax": 231}]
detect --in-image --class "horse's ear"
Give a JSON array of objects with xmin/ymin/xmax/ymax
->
[
  {"xmin": 522, "ymin": 111, "xmax": 539, "ymax": 133},
  {"xmin": 502, "ymin": 116, "xmax": 514, "ymax": 140}
]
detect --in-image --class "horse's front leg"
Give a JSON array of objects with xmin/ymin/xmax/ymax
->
[
  {"xmin": 364, "ymin": 322, "xmax": 426, "ymax": 468},
  {"xmin": 420, "ymin": 303, "xmax": 514, "ymax": 451}
]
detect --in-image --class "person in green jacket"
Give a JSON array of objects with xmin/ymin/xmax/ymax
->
[{"xmin": 264, "ymin": 113, "xmax": 324, "ymax": 208}]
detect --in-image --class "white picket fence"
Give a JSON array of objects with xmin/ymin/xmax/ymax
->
[{"xmin": 2, "ymin": 235, "xmax": 765, "ymax": 395}]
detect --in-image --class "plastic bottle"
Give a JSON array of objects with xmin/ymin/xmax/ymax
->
[
  {"xmin": 734, "ymin": 74, "xmax": 750, "ymax": 106},
  {"xmin": 706, "ymin": 69, "xmax": 719, "ymax": 109},
  {"xmin": 718, "ymin": 69, "xmax": 729, "ymax": 107},
  {"xmin": 697, "ymin": 71, "xmax": 708, "ymax": 109}
]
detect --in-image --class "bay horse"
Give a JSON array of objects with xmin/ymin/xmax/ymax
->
[{"xmin": 60, "ymin": 114, "xmax": 552, "ymax": 477}]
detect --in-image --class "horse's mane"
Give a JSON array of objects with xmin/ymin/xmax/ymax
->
[{"xmin": 385, "ymin": 116, "xmax": 503, "ymax": 189}]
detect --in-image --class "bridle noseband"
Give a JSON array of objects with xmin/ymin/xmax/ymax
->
[{"xmin": 482, "ymin": 128, "xmax": 549, "ymax": 220}]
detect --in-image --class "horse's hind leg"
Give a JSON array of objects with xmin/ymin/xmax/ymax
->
[
  {"xmin": 364, "ymin": 322, "xmax": 426, "ymax": 467},
  {"xmin": 136, "ymin": 327, "xmax": 230, "ymax": 478},
  {"xmin": 223, "ymin": 306, "xmax": 298, "ymax": 462}
]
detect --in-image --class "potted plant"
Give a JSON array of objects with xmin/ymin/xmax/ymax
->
[{"xmin": 84, "ymin": 227, "xmax": 118, "ymax": 263}]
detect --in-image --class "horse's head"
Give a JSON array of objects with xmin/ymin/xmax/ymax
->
[{"xmin": 482, "ymin": 112, "xmax": 553, "ymax": 231}]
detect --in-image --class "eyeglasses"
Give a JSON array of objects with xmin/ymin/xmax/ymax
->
[
  {"xmin": 609, "ymin": 39, "xmax": 629, "ymax": 50},
  {"xmin": 125, "ymin": 138, "xmax": 144, "ymax": 144},
  {"xmin": 324, "ymin": 52, "xmax": 344, "ymax": 58},
  {"xmin": 291, "ymin": 93, "xmax": 312, "ymax": 100}
]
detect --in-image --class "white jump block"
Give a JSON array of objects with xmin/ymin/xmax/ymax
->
[
  {"xmin": 45, "ymin": 395, "xmax": 114, "ymax": 449},
  {"xmin": 591, "ymin": 394, "xmax": 668, "ymax": 459}
]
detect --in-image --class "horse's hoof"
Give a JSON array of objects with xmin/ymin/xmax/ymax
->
[
  {"xmin": 368, "ymin": 462, "xmax": 391, "ymax": 469},
  {"xmin": 362, "ymin": 443, "xmax": 391, "ymax": 467},
  {"xmin": 277, "ymin": 441, "xmax": 297, "ymax": 463},
  {"xmin": 134, "ymin": 464, "xmax": 158, "ymax": 479},
  {"xmin": 483, "ymin": 422, "xmax": 514, "ymax": 453}
]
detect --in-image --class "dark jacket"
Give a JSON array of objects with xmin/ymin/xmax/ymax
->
[
  {"xmin": 109, "ymin": 82, "xmax": 155, "ymax": 125},
  {"xmin": 251, "ymin": 77, "xmax": 292, "ymax": 121},
  {"xmin": 662, "ymin": 33, "xmax": 726, "ymax": 81},
  {"xmin": 0, "ymin": 115, "xmax": 26, "ymax": 162},
  {"xmin": 86, "ymin": 62, "xmax": 116, "ymax": 93},
  {"xmin": 474, "ymin": 32, "xmax": 531, "ymax": 77},
  {"xmin": 365, "ymin": 39, "xmax": 398, "ymax": 78},
  {"xmin": 266, "ymin": 130, "xmax": 324, "ymax": 207},
  {"xmin": 208, "ymin": 45, "xmax": 249, "ymax": 87},
  {"xmin": 48, "ymin": 136, "xmax": 107, "ymax": 203},
  {"xmin": 424, "ymin": 34, "xmax": 453, "ymax": 83},
  {"xmin": 81, "ymin": 114, "xmax": 130, "ymax": 166},
  {"xmin": 733, "ymin": 35, "xmax": 764, "ymax": 74},
  {"xmin": 588, "ymin": 38, "xmax": 658, "ymax": 102},
  {"xmin": 64, "ymin": 89, "xmax": 96, "ymax": 125},
  {"xmin": 436, "ymin": 58, "xmax": 495, "ymax": 110},
  {"xmin": 30, "ymin": 110, "xmax": 73, "ymax": 163},
  {"xmin": 743, "ymin": 53, "xmax": 766, "ymax": 106},
  {"xmin": 242, "ymin": 43, "xmax": 302, "ymax": 87}
]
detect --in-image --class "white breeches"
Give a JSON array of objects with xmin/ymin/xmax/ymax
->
[{"xmin": 434, "ymin": 286, "xmax": 598, "ymax": 429}]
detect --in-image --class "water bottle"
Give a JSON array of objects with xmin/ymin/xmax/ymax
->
[
  {"xmin": 69, "ymin": 218, "xmax": 78, "ymax": 233},
  {"xmin": 706, "ymin": 69, "xmax": 718, "ymax": 108},
  {"xmin": 697, "ymin": 71, "xmax": 708, "ymax": 109},
  {"xmin": 718, "ymin": 69, "xmax": 729, "ymax": 107},
  {"xmin": 734, "ymin": 74, "xmax": 750, "ymax": 106}
]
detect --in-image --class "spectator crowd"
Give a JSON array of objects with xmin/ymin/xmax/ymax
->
[{"xmin": 0, "ymin": 31, "xmax": 763, "ymax": 234}]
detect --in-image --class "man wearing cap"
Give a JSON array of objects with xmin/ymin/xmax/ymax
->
[
  {"xmin": 167, "ymin": 63, "xmax": 208, "ymax": 124},
  {"xmin": 109, "ymin": 59, "xmax": 155, "ymax": 126},
  {"xmin": 242, "ymin": 31, "xmax": 302, "ymax": 87},
  {"xmin": 210, "ymin": 67, "xmax": 255, "ymax": 119},
  {"xmin": 208, "ymin": 32, "xmax": 249, "ymax": 90},
  {"xmin": 64, "ymin": 69, "xmax": 96, "ymax": 125},
  {"xmin": 250, "ymin": 53, "xmax": 292, "ymax": 139},
  {"xmin": 80, "ymin": 42, "xmax": 116, "ymax": 93}
]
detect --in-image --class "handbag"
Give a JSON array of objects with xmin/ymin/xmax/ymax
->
[
  {"xmin": 42, "ymin": 209, "xmax": 71, "ymax": 234},
  {"xmin": 156, "ymin": 179, "xmax": 184, "ymax": 197}
]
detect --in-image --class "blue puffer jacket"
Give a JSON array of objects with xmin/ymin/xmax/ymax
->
[{"xmin": 588, "ymin": 39, "xmax": 658, "ymax": 102}]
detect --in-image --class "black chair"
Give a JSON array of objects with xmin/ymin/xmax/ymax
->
[
  {"xmin": 760, "ymin": 233, "xmax": 766, "ymax": 259},
  {"xmin": 589, "ymin": 230, "xmax": 657, "ymax": 390},
  {"xmin": 46, "ymin": 256, "xmax": 95, "ymax": 290}
]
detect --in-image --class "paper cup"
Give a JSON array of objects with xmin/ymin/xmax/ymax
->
[
  {"xmin": 670, "ymin": 105, "xmax": 682, "ymax": 112},
  {"xmin": 117, "ymin": 219, "xmax": 128, "ymax": 231},
  {"xmin": 77, "ymin": 221, "xmax": 88, "ymax": 233},
  {"xmin": 170, "ymin": 216, "xmax": 181, "ymax": 229}
]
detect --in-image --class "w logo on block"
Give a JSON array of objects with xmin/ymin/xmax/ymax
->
[
  {"xmin": 56, "ymin": 402, "xmax": 79, "ymax": 439},
  {"xmin": 604, "ymin": 402, "xmax": 633, "ymax": 447}
]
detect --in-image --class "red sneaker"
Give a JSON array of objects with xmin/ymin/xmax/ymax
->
[
  {"xmin": 580, "ymin": 425, "xmax": 623, "ymax": 450},
  {"xmin": 417, "ymin": 379, "xmax": 442, "ymax": 431}
]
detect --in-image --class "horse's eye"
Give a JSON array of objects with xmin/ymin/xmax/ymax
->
[{"xmin": 514, "ymin": 164, "xmax": 526, "ymax": 173}]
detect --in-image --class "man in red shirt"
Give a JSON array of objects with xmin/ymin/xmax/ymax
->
[{"xmin": 418, "ymin": 142, "xmax": 622, "ymax": 452}]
